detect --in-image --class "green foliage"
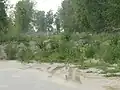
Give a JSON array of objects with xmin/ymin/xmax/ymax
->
[
  {"xmin": 14, "ymin": 0, "xmax": 34, "ymax": 33},
  {"xmin": 0, "ymin": 0, "xmax": 8, "ymax": 36},
  {"xmin": 54, "ymin": 15, "xmax": 60, "ymax": 33},
  {"xmin": 85, "ymin": 45, "xmax": 95, "ymax": 59},
  {"xmin": 1, "ymin": 0, "xmax": 120, "ymax": 76},
  {"xmin": 34, "ymin": 11, "xmax": 46, "ymax": 32},
  {"xmin": 17, "ymin": 47, "xmax": 34, "ymax": 62},
  {"xmin": 59, "ymin": 0, "xmax": 76, "ymax": 32},
  {"xmin": 2, "ymin": 32, "xmax": 120, "ymax": 75},
  {"xmin": 5, "ymin": 43, "xmax": 18, "ymax": 60},
  {"xmin": 45, "ymin": 10, "xmax": 54, "ymax": 32},
  {"xmin": 58, "ymin": 0, "xmax": 120, "ymax": 33}
]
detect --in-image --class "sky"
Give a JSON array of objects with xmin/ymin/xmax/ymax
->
[{"xmin": 9, "ymin": 0, "xmax": 63, "ymax": 12}]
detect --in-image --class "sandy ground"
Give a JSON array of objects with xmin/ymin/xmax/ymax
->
[{"xmin": 0, "ymin": 60, "xmax": 119, "ymax": 90}]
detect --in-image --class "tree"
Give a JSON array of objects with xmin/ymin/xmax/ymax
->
[
  {"xmin": 105, "ymin": 0, "xmax": 120, "ymax": 32},
  {"xmin": 58, "ymin": 0, "xmax": 112, "ymax": 33},
  {"xmin": 45, "ymin": 10, "xmax": 54, "ymax": 32},
  {"xmin": 34, "ymin": 10, "xmax": 46, "ymax": 32},
  {"xmin": 14, "ymin": 0, "xmax": 34, "ymax": 33},
  {"xmin": 85, "ymin": 0, "xmax": 106, "ymax": 33},
  {"xmin": 0, "ymin": 0, "xmax": 8, "ymax": 34},
  {"xmin": 59, "ymin": 0, "xmax": 76, "ymax": 33},
  {"xmin": 54, "ymin": 12, "xmax": 61, "ymax": 33},
  {"xmin": 72, "ymin": 0, "xmax": 94, "ymax": 32}
]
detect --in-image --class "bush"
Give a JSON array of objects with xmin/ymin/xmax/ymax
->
[
  {"xmin": 5, "ymin": 43, "xmax": 18, "ymax": 60},
  {"xmin": 85, "ymin": 45, "xmax": 95, "ymax": 59},
  {"xmin": 17, "ymin": 47, "xmax": 34, "ymax": 62},
  {"xmin": 1, "ymin": 32, "xmax": 120, "ymax": 70}
]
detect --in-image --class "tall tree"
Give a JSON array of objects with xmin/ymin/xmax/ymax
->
[
  {"xmin": 59, "ymin": 0, "xmax": 108, "ymax": 33},
  {"xmin": 14, "ymin": 0, "xmax": 34, "ymax": 33},
  {"xmin": 59, "ymin": 0, "xmax": 76, "ymax": 33},
  {"xmin": 34, "ymin": 10, "xmax": 46, "ymax": 32},
  {"xmin": 54, "ymin": 12, "xmax": 61, "ymax": 33},
  {"xmin": 70, "ymin": 0, "xmax": 90, "ymax": 32},
  {"xmin": 0, "ymin": 0, "xmax": 8, "ymax": 34},
  {"xmin": 45, "ymin": 10, "xmax": 54, "ymax": 32},
  {"xmin": 105, "ymin": 0, "xmax": 120, "ymax": 32},
  {"xmin": 84, "ymin": 0, "xmax": 106, "ymax": 33}
]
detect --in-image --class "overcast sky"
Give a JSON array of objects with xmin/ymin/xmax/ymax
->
[{"xmin": 9, "ymin": 0, "xmax": 63, "ymax": 12}]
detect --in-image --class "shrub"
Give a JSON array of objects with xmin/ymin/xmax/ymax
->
[
  {"xmin": 5, "ymin": 43, "xmax": 18, "ymax": 60},
  {"xmin": 17, "ymin": 47, "xmax": 34, "ymax": 62}
]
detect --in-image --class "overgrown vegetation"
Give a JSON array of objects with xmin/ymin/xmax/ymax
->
[{"xmin": 0, "ymin": 0, "xmax": 120, "ymax": 76}]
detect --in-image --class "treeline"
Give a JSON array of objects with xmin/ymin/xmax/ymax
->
[
  {"xmin": 0, "ymin": 0, "xmax": 60, "ymax": 39},
  {"xmin": 1, "ymin": 0, "xmax": 120, "ymax": 37},
  {"xmin": 58, "ymin": 0, "xmax": 120, "ymax": 33}
]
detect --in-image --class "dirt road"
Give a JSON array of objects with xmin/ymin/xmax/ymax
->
[{"xmin": 0, "ymin": 60, "xmax": 119, "ymax": 90}]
